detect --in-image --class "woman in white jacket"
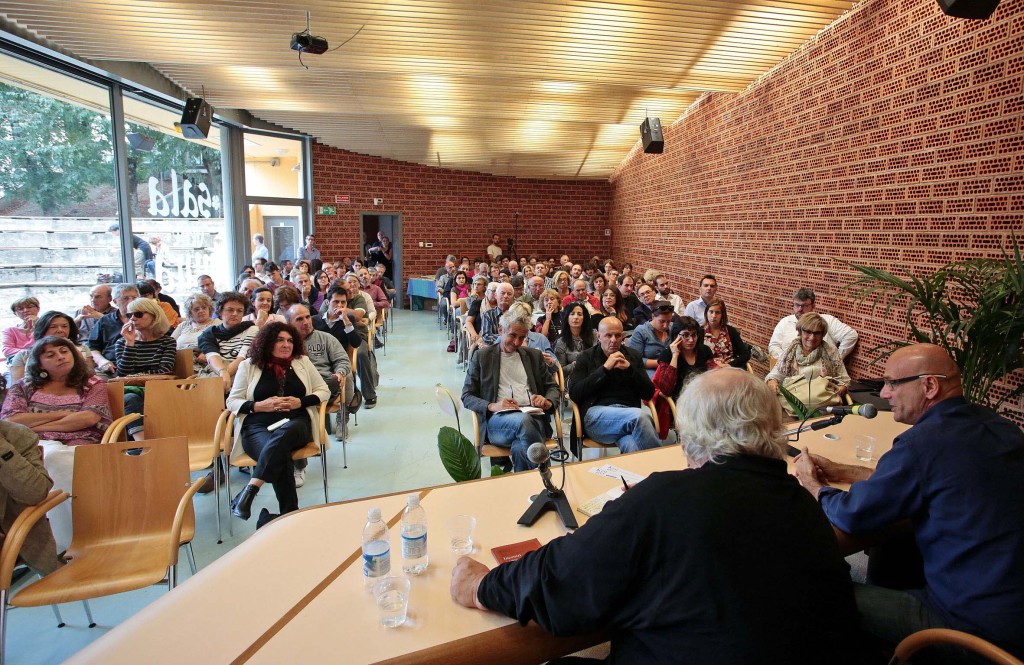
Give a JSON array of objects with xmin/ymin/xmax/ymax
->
[{"xmin": 226, "ymin": 321, "xmax": 329, "ymax": 521}]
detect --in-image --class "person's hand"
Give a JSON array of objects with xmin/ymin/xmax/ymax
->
[
  {"xmin": 530, "ymin": 394, "xmax": 552, "ymax": 410},
  {"xmin": 836, "ymin": 384, "xmax": 849, "ymax": 397},
  {"xmin": 542, "ymin": 351, "xmax": 555, "ymax": 367},
  {"xmin": 221, "ymin": 371, "xmax": 233, "ymax": 394},
  {"xmin": 546, "ymin": 300, "xmax": 557, "ymax": 315},
  {"xmin": 450, "ymin": 556, "xmax": 490, "ymax": 610},
  {"xmin": 669, "ymin": 336, "xmax": 684, "ymax": 356},
  {"xmin": 254, "ymin": 397, "xmax": 279, "ymax": 413},
  {"xmin": 767, "ymin": 379, "xmax": 779, "ymax": 394},
  {"xmin": 603, "ymin": 351, "xmax": 629, "ymax": 371},
  {"xmin": 255, "ymin": 308, "xmax": 269, "ymax": 326},
  {"xmin": 195, "ymin": 352, "xmax": 207, "ymax": 365},
  {"xmin": 488, "ymin": 398, "xmax": 518, "ymax": 412},
  {"xmin": 278, "ymin": 396, "xmax": 302, "ymax": 411},
  {"xmin": 793, "ymin": 447, "xmax": 828, "ymax": 499},
  {"xmin": 120, "ymin": 321, "xmax": 137, "ymax": 345}
]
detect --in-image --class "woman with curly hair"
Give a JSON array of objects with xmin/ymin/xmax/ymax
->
[{"xmin": 226, "ymin": 321, "xmax": 329, "ymax": 522}]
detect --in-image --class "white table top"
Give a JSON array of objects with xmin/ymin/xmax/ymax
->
[{"xmin": 69, "ymin": 412, "xmax": 906, "ymax": 664}]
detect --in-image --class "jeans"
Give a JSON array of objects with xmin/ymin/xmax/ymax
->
[
  {"xmin": 485, "ymin": 411, "xmax": 551, "ymax": 472},
  {"xmin": 242, "ymin": 417, "xmax": 311, "ymax": 514},
  {"xmin": 124, "ymin": 391, "xmax": 144, "ymax": 437},
  {"xmin": 583, "ymin": 405, "xmax": 661, "ymax": 453},
  {"xmin": 356, "ymin": 339, "xmax": 377, "ymax": 400}
]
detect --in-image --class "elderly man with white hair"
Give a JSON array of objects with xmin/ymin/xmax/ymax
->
[
  {"xmin": 478, "ymin": 282, "xmax": 516, "ymax": 347},
  {"xmin": 461, "ymin": 306, "xmax": 560, "ymax": 472},
  {"xmin": 451, "ymin": 368, "xmax": 859, "ymax": 664}
]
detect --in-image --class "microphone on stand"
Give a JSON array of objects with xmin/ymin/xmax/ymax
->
[
  {"xmin": 518, "ymin": 442, "xmax": 578, "ymax": 529},
  {"xmin": 527, "ymin": 442, "xmax": 557, "ymax": 493},
  {"xmin": 822, "ymin": 403, "xmax": 878, "ymax": 418}
]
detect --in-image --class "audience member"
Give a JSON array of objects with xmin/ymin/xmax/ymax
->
[
  {"xmin": 137, "ymin": 280, "xmax": 180, "ymax": 327},
  {"xmin": 479, "ymin": 282, "xmax": 516, "ymax": 347},
  {"xmin": 596, "ymin": 285, "xmax": 633, "ymax": 331},
  {"xmin": 618, "ymin": 274, "xmax": 639, "ymax": 317},
  {"xmin": 461, "ymin": 306, "xmax": 559, "ymax": 472},
  {"xmin": 263, "ymin": 262, "xmax": 288, "ymax": 293},
  {"xmin": 561, "ymin": 279, "xmax": 599, "ymax": 314},
  {"xmin": 794, "ymin": 344, "xmax": 1024, "ymax": 660},
  {"xmin": 171, "ymin": 293, "xmax": 219, "ymax": 375},
  {"xmin": 553, "ymin": 302, "xmax": 595, "ymax": 378},
  {"xmin": 293, "ymin": 272, "xmax": 314, "ymax": 307},
  {"xmin": 588, "ymin": 272, "xmax": 607, "ymax": 296},
  {"xmin": 534, "ymin": 289, "xmax": 563, "ymax": 344},
  {"xmin": 314, "ymin": 287, "xmax": 373, "ymax": 416},
  {"xmin": 244, "ymin": 287, "xmax": 286, "ymax": 328},
  {"xmin": 8, "ymin": 312, "xmax": 92, "ymax": 383},
  {"xmin": 632, "ymin": 283, "xmax": 656, "ymax": 325},
  {"xmin": 3, "ymin": 297, "xmax": 39, "ymax": 360},
  {"xmin": 73, "ymin": 284, "xmax": 115, "ymax": 345},
  {"xmin": 113, "ymin": 298, "xmax": 176, "ymax": 440},
  {"xmin": 252, "ymin": 233, "xmax": 269, "ymax": 262},
  {"xmin": 768, "ymin": 288, "xmax": 859, "ymax": 361},
  {"xmin": 372, "ymin": 264, "xmax": 397, "ymax": 306},
  {"xmin": 765, "ymin": 312, "xmax": 850, "ymax": 415},
  {"xmin": 682, "ymin": 274, "xmax": 718, "ymax": 325},
  {"xmin": 310, "ymin": 270, "xmax": 331, "ymax": 311},
  {"xmin": 552, "ymin": 270, "xmax": 571, "ymax": 300},
  {"xmin": 653, "ymin": 316, "xmax": 711, "ymax": 400},
  {"xmin": 88, "ymin": 282, "xmax": 139, "ymax": 376},
  {"xmin": 197, "ymin": 274, "xmax": 220, "ymax": 301},
  {"xmin": 628, "ymin": 301, "xmax": 676, "ymax": 378},
  {"xmin": 197, "ymin": 292, "xmax": 258, "ymax": 394},
  {"xmin": 652, "ymin": 273, "xmax": 685, "ymax": 318},
  {"xmin": 462, "ymin": 277, "xmax": 490, "ymax": 348},
  {"xmin": 703, "ymin": 299, "xmax": 750, "ymax": 369}
]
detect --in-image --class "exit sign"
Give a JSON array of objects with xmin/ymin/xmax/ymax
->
[{"xmin": 317, "ymin": 205, "xmax": 337, "ymax": 215}]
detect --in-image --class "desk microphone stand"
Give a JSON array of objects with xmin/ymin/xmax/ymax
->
[
  {"xmin": 784, "ymin": 415, "xmax": 844, "ymax": 457},
  {"xmin": 519, "ymin": 488, "xmax": 579, "ymax": 530}
]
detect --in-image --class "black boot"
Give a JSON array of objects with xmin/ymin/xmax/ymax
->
[{"xmin": 231, "ymin": 484, "xmax": 259, "ymax": 520}]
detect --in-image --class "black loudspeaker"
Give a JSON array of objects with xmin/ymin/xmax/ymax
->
[
  {"xmin": 179, "ymin": 97, "xmax": 213, "ymax": 140},
  {"xmin": 936, "ymin": 0, "xmax": 1000, "ymax": 18},
  {"xmin": 640, "ymin": 117, "xmax": 663, "ymax": 154}
]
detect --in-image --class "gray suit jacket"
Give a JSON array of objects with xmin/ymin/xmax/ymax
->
[
  {"xmin": 0, "ymin": 421, "xmax": 60, "ymax": 574},
  {"xmin": 461, "ymin": 345, "xmax": 560, "ymax": 422}
]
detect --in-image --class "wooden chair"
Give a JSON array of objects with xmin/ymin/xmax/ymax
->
[
  {"xmin": 0, "ymin": 437, "xmax": 202, "ymax": 663},
  {"xmin": 324, "ymin": 391, "xmax": 348, "ymax": 469},
  {"xmin": 102, "ymin": 378, "xmax": 228, "ymax": 542},
  {"xmin": 100, "ymin": 382, "xmax": 128, "ymax": 443},
  {"xmin": 348, "ymin": 345, "xmax": 360, "ymax": 427},
  {"xmin": 0, "ymin": 489, "xmax": 72, "ymax": 665},
  {"xmin": 222, "ymin": 403, "xmax": 331, "ymax": 530},
  {"xmin": 173, "ymin": 348, "xmax": 194, "ymax": 379},
  {"xmin": 889, "ymin": 629, "xmax": 1023, "ymax": 665},
  {"xmin": 568, "ymin": 398, "xmax": 663, "ymax": 458}
]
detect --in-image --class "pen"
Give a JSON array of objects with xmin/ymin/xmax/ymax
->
[{"xmin": 620, "ymin": 475, "xmax": 629, "ymax": 492}]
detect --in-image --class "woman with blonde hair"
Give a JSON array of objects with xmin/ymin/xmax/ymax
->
[
  {"xmin": 114, "ymin": 297, "xmax": 177, "ymax": 439},
  {"xmin": 173, "ymin": 292, "xmax": 220, "ymax": 374},
  {"xmin": 552, "ymin": 270, "xmax": 571, "ymax": 300},
  {"xmin": 534, "ymin": 288, "xmax": 564, "ymax": 344},
  {"xmin": 766, "ymin": 312, "xmax": 849, "ymax": 415}
]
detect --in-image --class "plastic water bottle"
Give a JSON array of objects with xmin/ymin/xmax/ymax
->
[
  {"xmin": 362, "ymin": 507, "xmax": 390, "ymax": 586},
  {"xmin": 401, "ymin": 494, "xmax": 429, "ymax": 575}
]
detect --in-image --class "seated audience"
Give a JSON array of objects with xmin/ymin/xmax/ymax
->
[
  {"xmin": 653, "ymin": 316, "xmax": 712, "ymax": 400},
  {"xmin": 683, "ymin": 274, "xmax": 718, "ymax": 325},
  {"xmin": 653, "ymin": 273, "xmax": 685, "ymax": 318},
  {"xmin": 357, "ymin": 267, "xmax": 390, "ymax": 314},
  {"xmin": 561, "ymin": 279, "xmax": 599, "ymax": 314},
  {"xmin": 73, "ymin": 284, "xmax": 115, "ymax": 345},
  {"xmin": 372, "ymin": 264, "xmax": 397, "ymax": 306},
  {"xmin": 88, "ymin": 283, "xmax": 139, "ymax": 376},
  {"xmin": 172, "ymin": 293, "xmax": 220, "ymax": 375},
  {"xmin": 461, "ymin": 307, "xmax": 559, "ymax": 472},
  {"xmin": 552, "ymin": 270, "xmax": 571, "ymax": 300},
  {"xmin": 452, "ymin": 369, "xmax": 859, "ymax": 665},
  {"xmin": 768, "ymin": 287, "xmax": 859, "ymax": 361},
  {"xmin": 244, "ymin": 287, "xmax": 286, "ymax": 328},
  {"xmin": 310, "ymin": 270, "xmax": 332, "ymax": 312},
  {"xmin": 628, "ymin": 301, "xmax": 676, "ymax": 377},
  {"xmin": 293, "ymin": 272, "xmax": 314, "ymax": 307},
  {"xmin": 765, "ymin": 312, "xmax": 850, "ymax": 414},
  {"xmin": 518, "ymin": 276, "xmax": 545, "ymax": 311},
  {"xmin": 227, "ymin": 321, "xmax": 329, "ymax": 523},
  {"xmin": 553, "ymin": 302, "xmax": 595, "ymax": 378},
  {"xmin": 596, "ymin": 285, "xmax": 633, "ymax": 331},
  {"xmin": 114, "ymin": 298, "xmax": 177, "ymax": 440},
  {"xmin": 3, "ymin": 296, "xmax": 39, "ymax": 360},
  {"xmin": 237, "ymin": 277, "xmax": 264, "ymax": 303},
  {"xmin": 618, "ymin": 274, "xmax": 639, "ymax": 316},
  {"xmin": 8, "ymin": 312, "xmax": 92, "ymax": 383},
  {"xmin": 273, "ymin": 285, "xmax": 302, "ymax": 317},
  {"xmin": 449, "ymin": 270, "xmax": 471, "ymax": 312},
  {"xmin": 534, "ymin": 289, "xmax": 563, "ymax": 344},
  {"xmin": 263, "ymin": 262, "xmax": 288, "ymax": 293},
  {"xmin": 136, "ymin": 280, "xmax": 180, "ymax": 328},
  {"xmin": 197, "ymin": 292, "xmax": 258, "ymax": 393},
  {"xmin": 703, "ymin": 299, "xmax": 750, "ymax": 369},
  {"xmin": 588, "ymin": 272, "xmax": 607, "ymax": 296},
  {"xmin": 632, "ymin": 283, "xmax": 657, "ymax": 325},
  {"xmin": 314, "ymin": 287, "xmax": 373, "ymax": 416},
  {"xmin": 462, "ymin": 276, "xmax": 490, "ymax": 348},
  {"xmin": 197, "ymin": 274, "xmax": 220, "ymax": 301},
  {"xmin": 479, "ymin": 282, "xmax": 515, "ymax": 347},
  {"xmin": 794, "ymin": 344, "xmax": 1024, "ymax": 661}
]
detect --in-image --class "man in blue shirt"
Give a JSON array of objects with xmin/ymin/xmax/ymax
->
[{"xmin": 795, "ymin": 343, "xmax": 1024, "ymax": 659}]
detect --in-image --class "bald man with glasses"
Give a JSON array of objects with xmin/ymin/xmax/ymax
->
[{"xmin": 794, "ymin": 344, "xmax": 1024, "ymax": 660}]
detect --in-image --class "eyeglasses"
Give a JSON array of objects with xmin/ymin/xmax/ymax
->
[
  {"xmin": 678, "ymin": 332, "xmax": 697, "ymax": 339},
  {"xmin": 883, "ymin": 374, "xmax": 947, "ymax": 390},
  {"xmin": 128, "ymin": 312, "xmax": 148, "ymax": 319}
]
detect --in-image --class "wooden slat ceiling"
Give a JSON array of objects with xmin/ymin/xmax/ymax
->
[{"xmin": 0, "ymin": 0, "xmax": 856, "ymax": 178}]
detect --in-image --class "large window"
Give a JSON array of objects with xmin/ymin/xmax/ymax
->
[{"xmin": 0, "ymin": 52, "xmax": 118, "ymax": 347}]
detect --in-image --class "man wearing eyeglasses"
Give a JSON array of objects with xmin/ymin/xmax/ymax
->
[
  {"xmin": 88, "ymin": 282, "xmax": 139, "ymax": 376},
  {"xmin": 793, "ymin": 344, "xmax": 1024, "ymax": 661}
]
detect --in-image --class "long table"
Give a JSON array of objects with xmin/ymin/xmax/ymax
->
[
  {"xmin": 406, "ymin": 277, "xmax": 436, "ymax": 311},
  {"xmin": 69, "ymin": 413, "xmax": 906, "ymax": 664}
]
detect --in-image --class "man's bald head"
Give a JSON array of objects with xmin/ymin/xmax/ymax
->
[
  {"xmin": 887, "ymin": 343, "xmax": 960, "ymax": 380},
  {"xmin": 882, "ymin": 343, "xmax": 963, "ymax": 424},
  {"xmin": 597, "ymin": 316, "xmax": 624, "ymax": 355}
]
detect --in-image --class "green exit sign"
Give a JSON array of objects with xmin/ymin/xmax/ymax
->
[{"xmin": 317, "ymin": 205, "xmax": 337, "ymax": 215}]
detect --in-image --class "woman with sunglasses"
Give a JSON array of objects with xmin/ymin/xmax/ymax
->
[{"xmin": 113, "ymin": 297, "xmax": 176, "ymax": 440}]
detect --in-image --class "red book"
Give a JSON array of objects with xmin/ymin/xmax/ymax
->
[{"xmin": 491, "ymin": 538, "xmax": 542, "ymax": 564}]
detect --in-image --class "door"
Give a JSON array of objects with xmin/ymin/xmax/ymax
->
[{"xmin": 361, "ymin": 212, "xmax": 402, "ymax": 307}]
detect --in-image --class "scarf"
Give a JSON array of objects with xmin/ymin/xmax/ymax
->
[
  {"xmin": 210, "ymin": 320, "xmax": 255, "ymax": 341},
  {"xmin": 265, "ymin": 355, "xmax": 292, "ymax": 383},
  {"xmin": 779, "ymin": 339, "xmax": 843, "ymax": 378}
]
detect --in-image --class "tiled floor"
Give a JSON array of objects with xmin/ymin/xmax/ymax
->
[{"xmin": 6, "ymin": 307, "xmax": 477, "ymax": 664}]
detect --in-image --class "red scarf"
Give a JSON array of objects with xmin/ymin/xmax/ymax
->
[{"xmin": 266, "ymin": 355, "xmax": 292, "ymax": 382}]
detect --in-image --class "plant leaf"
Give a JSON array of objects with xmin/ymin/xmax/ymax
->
[
  {"xmin": 777, "ymin": 383, "xmax": 821, "ymax": 419},
  {"xmin": 437, "ymin": 426, "xmax": 480, "ymax": 482}
]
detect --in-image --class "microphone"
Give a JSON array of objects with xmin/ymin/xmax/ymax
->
[
  {"xmin": 822, "ymin": 403, "xmax": 878, "ymax": 419},
  {"xmin": 527, "ymin": 442, "xmax": 556, "ymax": 493}
]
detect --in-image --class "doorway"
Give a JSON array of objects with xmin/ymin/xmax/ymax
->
[{"xmin": 360, "ymin": 212, "xmax": 402, "ymax": 307}]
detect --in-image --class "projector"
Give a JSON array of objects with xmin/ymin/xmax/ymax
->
[{"xmin": 291, "ymin": 32, "xmax": 328, "ymax": 54}]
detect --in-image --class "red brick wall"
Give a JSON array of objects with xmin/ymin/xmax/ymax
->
[
  {"xmin": 609, "ymin": 0, "xmax": 1024, "ymax": 420},
  {"xmin": 310, "ymin": 146, "xmax": 611, "ymax": 280}
]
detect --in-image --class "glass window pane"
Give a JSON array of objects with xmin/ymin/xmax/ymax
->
[
  {"xmin": 0, "ymin": 52, "xmax": 117, "ymax": 361},
  {"xmin": 123, "ymin": 95, "xmax": 230, "ymax": 307},
  {"xmin": 243, "ymin": 133, "xmax": 304, "ymax": 199},
  {"xmin": 249, "ymin": 203, "xmax": 304, "ymax": 267}
]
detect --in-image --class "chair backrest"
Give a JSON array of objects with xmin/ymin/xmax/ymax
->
[
  {"xmin": 348, "ymin": 345, "xmax": 358, "ymax": 375},
  {"xmin": 67, "ymin": 436, "xmax": 193, "ymax": 558},
  {"xmin": 174, "ymin": 349, "xmax": 194, "ymax": 378},
  {"xmin": 142, "ymin": 378, "xmax": 225, "ymax": 464},
  {"xmin": 105, "ymin": 381, "xmax": 125, "ymax": 421},
  {"xmin": 892, "ymin": 628, "xmax": 1023, "ymax": 665}
]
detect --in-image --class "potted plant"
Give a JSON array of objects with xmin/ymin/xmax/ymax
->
[{"xmin": 846, "ymin": 235, "xmax": 1024, "ymax": 411}]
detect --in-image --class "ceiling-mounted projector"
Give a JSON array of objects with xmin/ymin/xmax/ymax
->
[{"xmin": 291, "ymin": 32, "xmax": 328, "ymax": 54}]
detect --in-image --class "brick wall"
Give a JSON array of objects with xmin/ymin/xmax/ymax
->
[
  {"xmin": 608, "ymin": 0, "xmax": 1024, "ymax": 420},
  {"xmin": 310, "ymin": 146, "xmax": 612, "ymax": 281}
]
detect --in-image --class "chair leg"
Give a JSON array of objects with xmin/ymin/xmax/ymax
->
[
  {"xmin": 168, "ymin": 564, "xmax": 178, "ymax": 590},
  {"xmin": 1, "ymin": 590, "xmax": 8, "ymax": 665},
  {"xmin": 81, "ymin": 600, "xmax": 96, "ymax": 628},
  {"xmin": 341, "ymin": 404, "xmax": 348, "ymax": 470},
  {"xmin": 224, "ymin": 454, "xmax": 234, "ymax": 538},
  {"xmin": 214, "ymin": 456, "xmax": 223, "ymax": 544},
  {"xmin": 50, "ymin": 603, "xmax": 65, "ymax": 628},
  {"xmin": 321, "ymin": 446, "xmax": 329, "ymax": 503},
  {"xmin": 185, "ymin": 542, "xmax": 197, "ymax": 575}
]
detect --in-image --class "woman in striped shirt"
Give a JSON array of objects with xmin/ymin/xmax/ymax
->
[{"xmin": 114, "ymin": 297, "xmax": 176, "ymax": 439}]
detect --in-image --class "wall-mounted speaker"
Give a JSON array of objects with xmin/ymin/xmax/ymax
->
[
  {"xmin": 640, "ymin": 117, "xmax": 663, "ymax": 154},
  {"xmin": 936, "ymin": 0, "xmax": 1000, "ymax": 19},
  {"xmin": 179, "ymin": 97, "xmax": 213, "ymax": 140}
]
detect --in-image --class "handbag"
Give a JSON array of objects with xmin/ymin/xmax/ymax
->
[{"xmin": 779, "ymin": 374, "xmax": 842, "ymax": 417}]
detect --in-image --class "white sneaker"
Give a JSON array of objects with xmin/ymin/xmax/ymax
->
[{"xmin": 293, "ymin": 467, "xmax": 306, "ymax": 488}]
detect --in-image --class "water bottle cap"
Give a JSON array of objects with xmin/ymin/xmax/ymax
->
[
  {"xmin": 407, "ymin": 494, "xmax": 419, "ymax": 507},
  {"xmin": 368, "ymin": 507, "xmax": 381, "ymax": 520}
]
